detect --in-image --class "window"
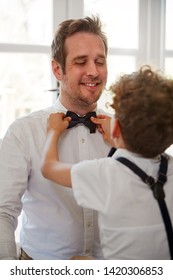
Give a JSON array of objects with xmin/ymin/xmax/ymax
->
[
  {"xmin": 164, "ymin": 0, "xmax": 173, "ymax": 77},
  {"xmin": 0, "ymin": 0, "xmax": 52, "ymax": 45},
  {"xmin": 0, "ymin": 0, "xmax": 54, "ymax": 138}
]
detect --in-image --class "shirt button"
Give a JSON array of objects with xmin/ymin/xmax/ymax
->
[
  {"xmin": 87, "ymin": 221, "xmax": 91, "ymax": 227},
  {"xmin": 81, "ymin": 138, "xmax": 85, "ymax": 143}
]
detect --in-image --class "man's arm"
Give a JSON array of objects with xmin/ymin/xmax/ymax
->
[
  {"xmin": 0, "ymin": 122, "xmax": 28, "ymax": 259},
  {"xmin": 0, "ymin": 216, "xmax": 18, "ymax": 259}
]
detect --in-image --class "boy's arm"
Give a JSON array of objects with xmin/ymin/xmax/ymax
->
[{"xmin": 41, "ymin": 113, "xmax": 72, "ymax": 187}]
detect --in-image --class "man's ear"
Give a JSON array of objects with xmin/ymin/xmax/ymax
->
[
  {"xmin": 112, "ymin": 119, "xmax": 121, "ymax": 138},
  {"xmin": 52, "ymin": 60, "xmax": 62, "ymax": 81}
]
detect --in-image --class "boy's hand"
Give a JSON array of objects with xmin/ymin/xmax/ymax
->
[
  {"xmin": 91, "ymin": 115, "xmax": 115, "ymax": 146},
  {"xmin": 47, "ymin": 113, "xmax": 71, "ymax": 134}
]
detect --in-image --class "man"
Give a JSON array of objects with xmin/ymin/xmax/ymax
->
[{"xmin": 0, "ymin": 16, "xmax": 111, "ymax": 259}]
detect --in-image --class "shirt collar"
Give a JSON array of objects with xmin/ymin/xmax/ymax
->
[
  {"xmin": 113, "ymin": 148, "xmax": 161, "ymax": 164},
  {"xmin": 53, "ymin": 97, "xmax": 98, "ymax": 115}
]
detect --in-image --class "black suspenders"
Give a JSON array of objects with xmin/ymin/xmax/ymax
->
[
  {"xmin": 116, "ymin": 155, "xmax": 173, "ymax": 259},
  {"xmin": 108, "ymin": 147, "xmax": 116, "ymax": 157}
]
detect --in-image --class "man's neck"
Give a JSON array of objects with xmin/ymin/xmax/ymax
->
[{"xmin": 58, "ymin": 95, "xmax": 97, "ymax": 116}]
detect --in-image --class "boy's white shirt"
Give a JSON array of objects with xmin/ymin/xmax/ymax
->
[{"xmin": 71, "ymin": 148, "xmax": 173, "ymax": 260}]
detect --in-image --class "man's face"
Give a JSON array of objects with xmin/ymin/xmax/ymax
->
[{"xmin": 57, "ymin": 32, "xmax": 107, "ymax": 112}]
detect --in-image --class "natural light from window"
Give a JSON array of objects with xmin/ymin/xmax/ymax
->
[{"xmin": 0, "ymin": 0, "xmax": 53, "ymax": 138}]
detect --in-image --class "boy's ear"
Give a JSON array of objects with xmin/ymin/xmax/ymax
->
[
  {"xmin": 52, "ymin": 60, "xmax": 62, "ymax": 81},
  {"xmin": 112, "ymin": 119, "xmax": 121, "ymax": 138}
]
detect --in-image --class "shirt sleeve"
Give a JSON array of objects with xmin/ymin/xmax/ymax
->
[
  {"xmin": 0, "ymin": 120, "xmax": 30, "ymax": 259},
  {"xmin": 71, "ymin": 158, "xmax": 110, "ymax": 212}
]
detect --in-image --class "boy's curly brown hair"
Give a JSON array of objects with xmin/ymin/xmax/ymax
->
[{"xmin": 110, "ymin": 65, "xmax": 173, "ymax": 158}]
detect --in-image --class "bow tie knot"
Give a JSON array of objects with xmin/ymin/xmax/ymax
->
[{"xmin": 66, "ymin": 111, "xmax": 97, "ymax": 133}]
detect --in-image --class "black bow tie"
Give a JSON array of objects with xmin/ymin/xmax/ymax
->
[{"xmin": 65, "ymin": 111, "xmax": 97, "ymax": 133}]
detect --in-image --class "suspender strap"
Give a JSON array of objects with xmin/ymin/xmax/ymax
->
[
  {"xmin": 158, "ymin": 199, "xmax": 173, "ymax": 259},
  {"xmin": 116, "ymin": 155, "xmax": 167, "ymax": 200},
  {"xmin": 108, "ymin": 147, "xmax": 117, "ymax": 157},
  {"xmin": 116, "ymin": 155, "xmax": 173, "ymax": 259}
]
